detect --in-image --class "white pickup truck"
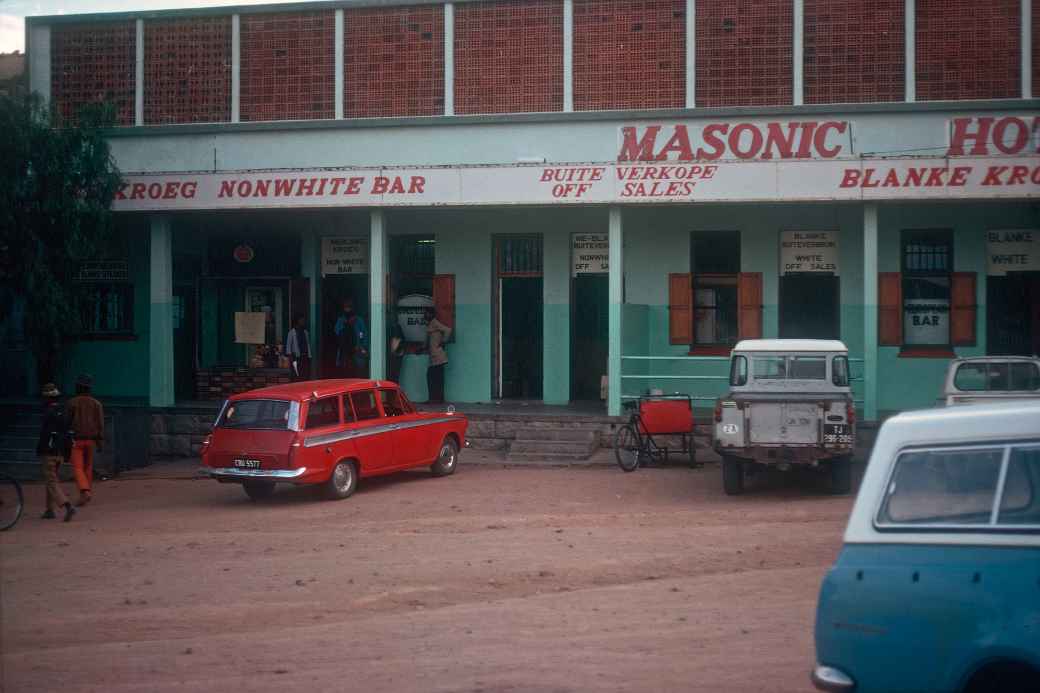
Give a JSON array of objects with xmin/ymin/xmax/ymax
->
[{"xmin": 712, "ymin": 339, "xmax": 856, "ymax": 496}]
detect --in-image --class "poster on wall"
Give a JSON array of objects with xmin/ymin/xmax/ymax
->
[
  {"xmin": 322, "ymin": 237, "xmax": 369, "ymax": 276},
  {"xmin": 780, "ymin": 231, "xmax": 839, "ymax": 274},
  {"xmin": 572, "ymin": 234, "xmax": 609, "ymax": 276},
  {"xmin": 234, "ymin": 311, "xmax": 267, "ymax": 344},
  {"xmin": 986, "ymin": 229, "xmax": 1040, "ymax": 275}
]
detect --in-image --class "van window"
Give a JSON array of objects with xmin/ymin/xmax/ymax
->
[
  {"xmin": 877, "ymin": 448, "xmax": 1004, "ymax": 525},
  {"xmin": 954, "ymin": 361, "xmax": 1040, "ymax": 392},
  {"xmin": 953, "ymin": 363, "xmax": 987, "ymax": 391},
  {"xmin": 380, "ymin": 389, "xmax": 406, "ymax": 417},
  {"xmin": 997, "ymin": 446, "xmax": 1040, "ymax": 525},
  {"xmin": 1010, "ymin": 362, "xmax": 1040, "ymax": 391},
  {"xmin": 219, "ymin": 399, "xmax": 291, "ymax": 430},
  {"xmin": 350, "ymin": 390, "xmax": 381, "ymax": 421},
  {"xmin": 730, "ymin": 356, "xmax": 748, "ymax": 386},
  {"xmin": 305, "ymin": 397, "xmax": 340, "ymax": 429},
  {"xmin": 832, "ymin": 356, "xmax": 849, "ymax": 387}
]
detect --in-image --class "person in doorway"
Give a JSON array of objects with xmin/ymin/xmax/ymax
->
[
  {"xmin": 388, "ymin": 322, "xmax": 406, "ymax": 384},
  {"xmin": 423, "ymin": 307, "xmax": 452, "ymax": 404},
  {"xmin": 66, "ymin": 374, "xmax": 104, "ymax": 507},
  {"xmin": 286, "ymin": 314, "xmax": 312, "ymax": 381},
  {"xmin": 36, "ymin": 383, "xmax": 75, "ymax": 522},
  {"xmin": 334, "ymin": 298, "xmax": 369, "ymax": 378}
]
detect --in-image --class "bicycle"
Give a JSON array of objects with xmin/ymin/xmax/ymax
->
[
  {"xmin": 614, "ymin": 394, "xmax": 698, "ymax": 472},
  {"xmin": 0, "ymin": 473, "xmax": 25, "ymax": 531}
]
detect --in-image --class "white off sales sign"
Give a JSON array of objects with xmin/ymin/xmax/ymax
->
[
  {"xmin": 322, "ymin": 237, "xmax": 369, "ymax": 275},
  {"xmin": 780, "ymin": 231, "xmax": 839, "ymax": 274},
  {"xmin": 986, "ymin": 229, "xmax": 1040, "ymax": 275}
]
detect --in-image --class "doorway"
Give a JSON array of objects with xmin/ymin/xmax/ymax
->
[
  {"xmin": 494, "ymin": 236, "xmax": 543, "ymax": 399},
  {"xmin": 988, "ymin": 273, "xmax": 1040, "ymax": 355},
  {"xmin": 320, "ymin": 274, "xmax": 370, "ymax": 378},
  {"xmin": 172, "ymin": 284, "xmax": 196, "ymax": 400},
  {"xmin": 779, "ymin": 275, "xmax": 840, "ymax": 339},
  {"xmin": 571, "ymin": 274, "xmax": 608, "ymax": 400}
]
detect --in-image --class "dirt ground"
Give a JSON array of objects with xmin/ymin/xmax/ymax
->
[{"xmin": 1, "ymin": 458, "xmax": 856, "ymax": 693}]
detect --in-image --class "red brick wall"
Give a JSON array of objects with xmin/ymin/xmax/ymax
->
[
  {"xmin": 51, "ymin": 22, "xmax": 136, "ymax": 126},
  {"xmin": 804, "ymin": 0, "xmax": 904, "ymax": 104},
  {"xmin": 144, "ymin": 17, "xmax": 231, "ymax": 124},
  {"xmin": 240, "ymin": 12, "xmax": 335, "ymax": 121},
  {"xmin": 696, "ymin": 0, "xmax": 793, "ymax": 107},
  {"xmin": 916, "ymin": 0, "xmax": 1019, "ymax": 101},
  {"xmin": 345, "ymin": 5, "xmax": 444, "ymax": 118},
  {"xmin": 454, "ymin": 0, "xmax": 563, "ymax": 115},
  {"xmin": 573, "ymin": 0, "xmax": 685, "ymax": 111}
]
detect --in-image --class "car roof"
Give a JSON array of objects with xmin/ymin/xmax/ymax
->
[
  {"xmin": 844, "ymin": 399, "xmax": 1040, "ymax": 548},
  {"xmin": 950, "ymin": 355, "xmax": 1040, "ymax": 364},
  {"xmin": 229, "ymin": 379, "xmax": 394, "ymax": 402},
  {"xmin": 733, "ymin": 339, "xmax": 848, "ymax": 353}
]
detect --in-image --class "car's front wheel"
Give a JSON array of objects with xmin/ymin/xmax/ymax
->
[
  {"xmin": 325, "ymin": 460, "xmax": 358, "ymax": 500},
  {"xmin": 242, "ymin": 481, "xmax": 275, "ymax": 502},
  {"xmin": 431, "ymin": 437, "xmax": 459, "ymax": 477}
]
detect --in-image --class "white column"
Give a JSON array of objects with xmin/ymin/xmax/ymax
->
[
  {"xmin": 150, "ymin": 217, "xmax": 175, "ymax": 408},
  {"xmin": 793, "ymin": 0, "xmax": 804, "ymax": 105},
  {"xmin": 608, "ymin": 207, "xmax": 624, "ymax": 417},
  {"xmin": 863, "ymin": 204, "xmax": 879, "ymax": 422},
  {"xmin": 28, "ymin": 23, "xmax": 51, "ymax": 105},
  {"xmin": 335, "ymin": 9, "xmax": 345, "ymax": 119},
  {"xmin": 369, "ymin": 210, "xmax": 387, "ymax": 381},
  {"xmin": 444, "ymin": 3, "xmax": 455, "ymax": 116},
  {"xmin": 135, "ymin": 19, "xmax": 144, "ymax": 126},
  {"xmin": 1023, "ymin": 0, "xmax": 1033, "ymax": 99},
  {"xmin": 685, "ymin": 0, "xmax": 696, "ymax": 108},
  {"xmin": 231, "ymin": 14, "xmax": 241, "ymax": 123},
  {"xmin": 563, "ymin": 0, "xmax": 574, "ymax": 112},
  {"xmin": 905, "ymin": 0, "xmax": 915, "ymax": 102}
]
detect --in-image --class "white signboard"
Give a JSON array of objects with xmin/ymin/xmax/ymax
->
[
  {"xmin": 903, "ymin": 298, "xmax": 950, "ymax": 345},
  {"xmin": 322, "ymin": 237, "xmax": 369, "ymax": 276},
  {"xmin": 780, "ymin": 231, "xmax": 839, "ymax": 274},
  {"xmin": 234, "ymin": 312, "xmax": 266, "ymax": 345},
  {"xmin": 986, "ymin": 229, "xmax": 1040, "ymax": 275},
  {"xmin": 572, "ymin": 234, "xmax": 609, "ymax": 275}
]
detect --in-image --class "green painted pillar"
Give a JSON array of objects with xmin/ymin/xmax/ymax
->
[
  {"xmin": 863, "ymin": 203, "xmax": 879, "ymax": 422},
  {"xmin": 543, "ymin": 231, "xmax": 571, "ymax": 404},
  {"xmin": 369, "ymin": 210, "xmax": 387, "ymax": 381},
  {"xmin": 608, "ymin": 207, "xmax": 624, "ymax": 417},
  {"xmin": 300, "ymin": 230, "xmax": 320, "ymax": 368},
  {"xmin": 149, "ymin": 216, "xmax": 175, "ymax": 407}
]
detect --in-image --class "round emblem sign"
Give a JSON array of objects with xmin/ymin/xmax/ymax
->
[{"xmin": 233, "ymin": 244, "xmax": 255, "ymax": 263}]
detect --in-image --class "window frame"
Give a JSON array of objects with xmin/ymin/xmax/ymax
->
[
  {"xmin": 900, "ymin": 229, "xmax": 954, "ymax": 349},
  {"xmin": 76, "ymin": 279, "xmax": 136, "ymax": 337},
  {"xmin": 690, "ymin": 231, "xmax": 741, "ymax": 352},
  {"xmin": 874, "ymin": 441, "xmax": 1040, "ymax": 533},
  {"xmin": 304, "ymin": 396, "xmax": 342, "ymax": 430},
  {"xmin": 349, "ymin": 389, "xmax": 382, "ymax": 422}
]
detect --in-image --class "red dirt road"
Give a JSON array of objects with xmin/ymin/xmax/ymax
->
[{"xmin": 1, "ymin": 462, "xmax": 853, "ymax": 692}]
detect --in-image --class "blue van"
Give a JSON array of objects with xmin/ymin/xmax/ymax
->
[{"xmin": 811, "ymin": 401, "xmax": 1040, "ymax": 693}]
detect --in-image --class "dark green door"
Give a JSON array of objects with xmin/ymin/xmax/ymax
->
[
  {"xmin": 173, "ymin": 284, "xmax": 196, "ymax": 401},
  {"xmin": 501, "ymin": 277, "xmax": 543, "ymax": 399},
  {"xmin": 779, "ymin": 275, "xmax": 840, "ymax": 339},
  {"xmin": 572, "ymin": 275, "xmax": 608, "ymax": 400}
]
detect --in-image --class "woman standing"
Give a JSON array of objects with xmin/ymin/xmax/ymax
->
[{"xmin": 424, "ymin": 307, "xmax": 452, "ymax": 403}]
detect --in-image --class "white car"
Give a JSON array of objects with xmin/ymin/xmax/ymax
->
[{"xmin": 941, "ymin": 356, "xmax": 1040, "ymax": 406}]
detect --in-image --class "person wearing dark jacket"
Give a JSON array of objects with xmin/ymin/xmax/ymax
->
[
  {"xmin": 37, "ymin": 383, "xmax": 75, "ymax": 522},
  {"xmin": 66, "ymin": 374, "xmax": 104, "ymax": 506}
]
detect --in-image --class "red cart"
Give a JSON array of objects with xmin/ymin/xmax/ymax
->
[{"xmin": 614, "ymin": 394, "xmax": 698, "ymax": 472}]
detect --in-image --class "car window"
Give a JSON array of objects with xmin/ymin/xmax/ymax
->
[
  {"xmin": 305, "ymin": 397, "xmax": 340, "ymax": 429},
  {"xmin": 997, "ymin": 446, "xmax": 1040, "ymax": 525},
  {"xmin": 988, "ymin": 362, "xmax": 1011, "ymax": 391},
  {"xmin": 832, "ymin": 356, "xmax": 849, "ymax": 387},
  {"xmin": 877, "ymin": 448, "xmax": 1004, "ymax": 525},
  {"xmin": 753, "ymin": 357, "xmax": 786, "ymax": 379},
  {"xmin": 341, "ymin": 394, "xmax": 357, "ymax": 423},
  {"xmin": 398, "ymin": 391, "xmax": 417, "ymax": 414},
  {"xmin": 380, "ymin": 389, "xmax": 406, "ymax": 417},
  {"xmin": 1009, "ymin": 363, "xmax": 1040, "ymax": 391},
  {"xmin": 729, "ymin": 355, "xmax": 748, "ymax": 386},
  {"xmin": 953, "ymin": 363, "xmax": 987, "ymax": 391},
  {"xmin": 219, "ymin": 399, "xmax": 290, "ymax": 430},
  {"xmin": 752, "ymin": 356, "xmax": 826, "ymax": 380},
  {"xmin": 350, "ymin": 390, "xmax": 381, "ymax": 421}
]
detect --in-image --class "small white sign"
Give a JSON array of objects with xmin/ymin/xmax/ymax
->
[
  {"xmin": 322, "ymin": 237, "xmax": 369, "ymax": 276},
  {"xmin": 780, "ymin": 231, "xmax": 839, "ymax": 275},
  {"xmin": 986, "ymin": 229, "xmax": 1040, "ymax": 276},
  {"xmin": 903, "ymin": 298, "xmax": 950, "ymax": 345},
  {"xmin": 572, "ymin": 233, "xmax": 609, "ymax": 275}
]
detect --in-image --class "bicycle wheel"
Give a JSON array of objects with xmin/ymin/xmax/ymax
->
[
  {"xmin": 614, "ymin": 424, "xmax": 643, "ymax": 472},
  {"xmin": 0, "ymin": 475, "xmax": 24, "ymax": 532}
]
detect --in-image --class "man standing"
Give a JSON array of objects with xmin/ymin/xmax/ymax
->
[
  {"xmin": 66, "ymin": 374, "xmax": 104, "ymax": 507},
  {"xmin": 334, "ymin": 298, "xmax": 369, "ymax": 378},
  {"xmin": 424, "ymin": 307, "xmax": 452, "ymax": 404},
  {"xmin": 286, "ymin": 314, "xmax": 312, "ymax": 381},
  {"xmin": 36, "ymin": 383, "xmax": 75, "ymax": 522}
]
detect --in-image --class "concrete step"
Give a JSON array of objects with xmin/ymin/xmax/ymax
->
[
  {"xmin": 508, "ymin": 439, "xmax": 596, "ymax": 455},
  {"xmin": 506, "ymin": 450, "xmax": 598, "ymax": 463},
  {"xmin": 513, "ymin": 429, "xmax": 597, "ymax": 443}
]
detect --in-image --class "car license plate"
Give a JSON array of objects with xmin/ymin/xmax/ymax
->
[
  {"xmin": 233, "ymin": 458, "xmax": 261, "ymax": 469},
  {"xmin": 823, "ymin": 424, "xmax": 853, "ymax": 445}
]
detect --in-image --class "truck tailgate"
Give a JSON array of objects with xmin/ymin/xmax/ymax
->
[{"xmin": 747, "ymin": 402, "xmax": 820, "ymax": 444}]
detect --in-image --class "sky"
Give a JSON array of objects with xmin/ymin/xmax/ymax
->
[{"xmin": 0, "ymin": 0, "xmax": 314, "ymax": 53}]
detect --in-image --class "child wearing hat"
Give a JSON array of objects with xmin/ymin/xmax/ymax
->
[{"xmin": 36, "ymin": 383, "xmax": 75, "ymax": 522}]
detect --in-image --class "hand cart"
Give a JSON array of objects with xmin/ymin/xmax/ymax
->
[{"xmin": 614, "ymin": 394, "xmax": 698, "ymax": 472}]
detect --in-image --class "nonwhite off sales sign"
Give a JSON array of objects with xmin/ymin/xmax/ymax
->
[
  {"xmin": 322, "ymin": 237, "xmax": 369, "ymax": 275},
  {"xmin": 572, "ymin": 234, "xmax": 609, "ymax": 275},
  {"xmin": 780, "ymin": 231, "xmax": 839, "ymax": 274}
]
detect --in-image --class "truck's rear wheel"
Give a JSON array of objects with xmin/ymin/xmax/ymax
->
[
  {"xmin": 722, "ymin": 455, "xmax": 744, "ymax": 495},
  {"xmin": 829, "ymin": 456, "xmax": 852, "ymax": 495}
]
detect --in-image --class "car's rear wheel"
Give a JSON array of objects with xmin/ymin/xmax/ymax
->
[
  {"xmin": 325, "ymin": 460, "xmax": 358, "ymax": 500},
  {"xmin": 431, "ymin": 437, "xmax": 459, "ymax": 477},
  {"xmin": 242, "ymin": 481, "xmax": 275, "ymax": 502},
  {"xmin": 829, "ymin": 456, "xmax": 852, "ymax": 495},
  {"xmin": 722, "ymin": 455, "xmax": 744, "ymax": 495}
]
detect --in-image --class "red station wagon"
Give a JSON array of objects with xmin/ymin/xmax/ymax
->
[{"xmin": 201, "ymin": 380, "xmax": 468, "ymax": 501}]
